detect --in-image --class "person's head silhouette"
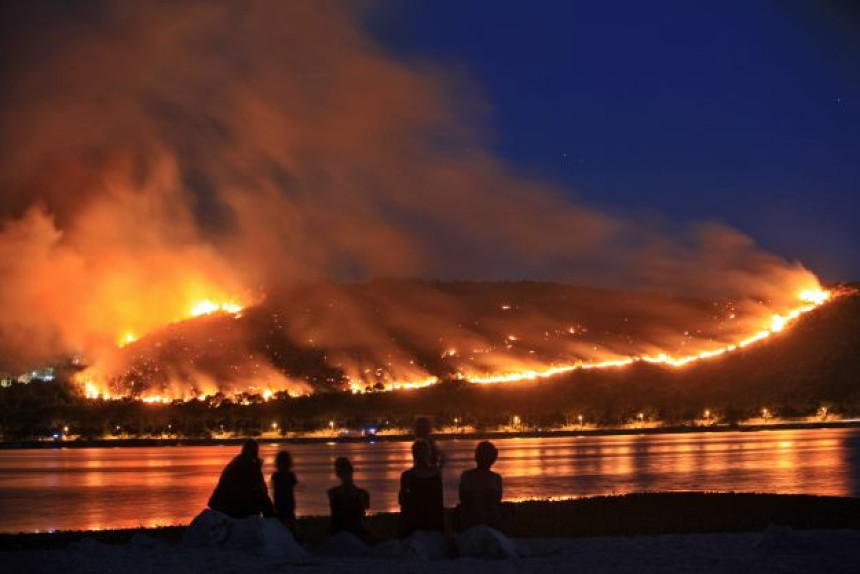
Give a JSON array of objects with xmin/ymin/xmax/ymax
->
[
  {"xmin": 275, "ymin": 450, "xmax": 292, "ymax": 473},
  {"xmin": 241, "ymin": 438, "xmax": 260, "ymax": 459},
  {"xmin": 415, "ymin": 416, "xmax": 432, "ymax": 439},
  {"xmin": 334, "ymin": 456, "xmax": 354, "ymax": 483},
  {"xmin": 475, "ymin": 440, "xmax": 498, "ymax": 470}
]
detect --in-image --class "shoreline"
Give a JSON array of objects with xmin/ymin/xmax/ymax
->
[
  {"xmin": 2, "ymin": 419, "xmax": 858, "ymax": 450},
  {"xmin": 1, "ymin": 492, "xmax": 859, "ymax": 550}
]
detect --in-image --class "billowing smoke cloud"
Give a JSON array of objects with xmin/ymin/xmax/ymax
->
[{"xmin": 0, "ymin": 0, "xmax": 821, "ymax": 391}]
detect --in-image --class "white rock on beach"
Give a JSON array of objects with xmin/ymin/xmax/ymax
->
[
  {"xmin": 317, "ymin": 531, "xmax": 371, "ymax": 557},
  {"xmin": 400, "ymin": 530, "xmax": 450, "ymax": 560},
  {"xmin": 455, "ymin": 525, "xmax": 520, "ymax": 559},
  {"xmin": 260, "ymin": 518, "xmax": 308, "ymax": 559},
  {"xmin": 181, "ymin": 508, "xmax": 307, "ymax": 560},
  {"xmin": 181, "ymin": 509, "xmax": 232, "ymax": 548}
]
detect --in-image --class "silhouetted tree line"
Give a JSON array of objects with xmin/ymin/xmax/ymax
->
[{"xmin": 1, "ymin": 371, "xmax": 859, "ymax": 441}]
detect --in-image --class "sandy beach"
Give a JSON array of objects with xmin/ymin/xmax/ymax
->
[
  {"xmin": 3, "ymin": 494, "xmax": 859, "ymax": 574},
  {"xmin": 3, "ymin": 527, "xmax": 859, "ymax": 574}
]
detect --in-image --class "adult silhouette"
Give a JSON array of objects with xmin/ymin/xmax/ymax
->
[
  {"xmin": 327, "ymin": 456, "xmax": 372, "ymax": 541},
  {"xmin": 458, "ymin": 440, "xmax": 504, "ymax": 531},
  {"xmin": 208, "ymin": 439, "xmax": 275, "ymax": 519},
  {"xmin": 398, "ymin": 439, "xmax": 444, "ymax": 536},
  {"xmin": 271, "ymin": 450, "xmax": 298, "ymax": 529}
]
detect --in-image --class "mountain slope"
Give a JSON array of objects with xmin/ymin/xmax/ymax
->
[{"xmin": 92, "ymin": 280, "xmax": 817, "ymax": 398}]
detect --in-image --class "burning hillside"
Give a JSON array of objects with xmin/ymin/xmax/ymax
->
[{"xmin": 73, "ymin": 280, "xmax": 833, "ymax": 401}]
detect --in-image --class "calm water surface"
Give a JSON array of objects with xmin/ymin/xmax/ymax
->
[{"xmin": 1, "ymin": 427, "xmax": 859, "ymax": 533}]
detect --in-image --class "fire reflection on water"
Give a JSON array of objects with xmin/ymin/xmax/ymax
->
[{"xmin": 0, "ymin": 428, "xmax": 855, "ymax": 533}]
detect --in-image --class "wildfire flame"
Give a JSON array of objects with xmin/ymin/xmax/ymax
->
[
  {"xmin": 111, "ymin": 298, "xmax": 245, "ymax": 351},
  {"xmin": 465, "ymin": 287, "xmax": 831, "ymax": 385},
  {"xmin": 189, "ymin": 300, "xmax": 244, "ymax": 318},
  {"xmin": 348, "ymin": 376, "xmax": 439, "ymax": 393},
  {"xmin": 77, "ymin": 296, "xmax": 248, "ymax": 399},
  {"xmin": 117, "ymin": 332, "xmax": 137, "ymax": 348},
  {"xmin": 77, "ymin": 285, "xmax": 834, "ymax": 401},
  {"xmin": 83, "ymin": 379, "xmax": 101, "ymax": 400}
]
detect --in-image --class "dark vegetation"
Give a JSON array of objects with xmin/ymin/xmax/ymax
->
[
  {"xmin": 1, "ymin": 284, "xmax": 859, "ymax": 441},
  {"xmin": 2, "ymin": 493, "xmax": 859, "ymax": 550}
]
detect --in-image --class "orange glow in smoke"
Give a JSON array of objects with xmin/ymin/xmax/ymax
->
[
  {"xmin": 75, "ymin": 295, "xmax": 248, "ymax": 399},
  {"xmin": 117, "ymin": 332, "xmax": 137, "ymax": 348},
  {"xmin": 111, "ymin": 297, "xmax": 245, "ymax": 350}
]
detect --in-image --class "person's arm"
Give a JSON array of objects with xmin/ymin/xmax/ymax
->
[
  {"xmin": 261, "ymin": 494, "xmax": 276, "ymax": 518},
  {"xmin": 398, "ymin": 471, "xmax": 410, "ymax": 507},
  {"xmin": 494, "ymin": 474, "xmax": 503, "ymax": 505},
  {"xmin": 328, "ymin": 488, "xmax": 336, "ymax": 515},
  {"xmin": 269, "ymin": 475, "xmax": 277, "ymax": 506},
  {"xmin": 361, "ymin": 488, "xmax": 370, "ymax": 510},
  {"xmin": 255, "ymin": 466, "xmax": 275, "ymax": 518}
]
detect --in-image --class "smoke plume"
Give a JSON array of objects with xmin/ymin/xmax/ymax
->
[{"xmin": 0, "ymin": 0, "xmax": 821, "ymax": 393}]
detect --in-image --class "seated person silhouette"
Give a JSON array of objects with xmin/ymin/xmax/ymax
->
[
  {"xmin": 327, "ymin": 456, "xmax": 371, "ymax": 542},
  {"xmin": 208, "ymin": 439, "xmax": 275, "ymax": 519},
  {"xmin": 271, "ymin": 450, "xmax": 298, "ymax": 529},
  {"xmin": 398, "ymin": 439, "xmax": 444, "ymax": 536},
  {"xmin": 458, "ymin": 441, "xmax": 504, "ymax": 531}
]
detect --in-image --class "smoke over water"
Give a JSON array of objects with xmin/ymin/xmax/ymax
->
[{"xmin": 0, "ymin": 0, "xmax": 824, "ymax": 397}]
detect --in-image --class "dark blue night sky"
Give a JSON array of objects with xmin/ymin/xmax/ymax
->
[{"xmin": 369, "ymin": 0, "xmax": 860, "ymax": 282}]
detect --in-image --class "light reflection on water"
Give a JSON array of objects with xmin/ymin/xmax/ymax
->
[{"xmin": 0, "ymin": 427, "xmax": 858, "ymax": 533}]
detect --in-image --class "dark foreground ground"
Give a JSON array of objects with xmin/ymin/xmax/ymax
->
[
  {"xmin": 3, "ymin": 493, "xmax": 860, "ymax": 574},
  {"xmin": 2, "ymin": 492, "xmax": 859, "ymax": 550}
]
